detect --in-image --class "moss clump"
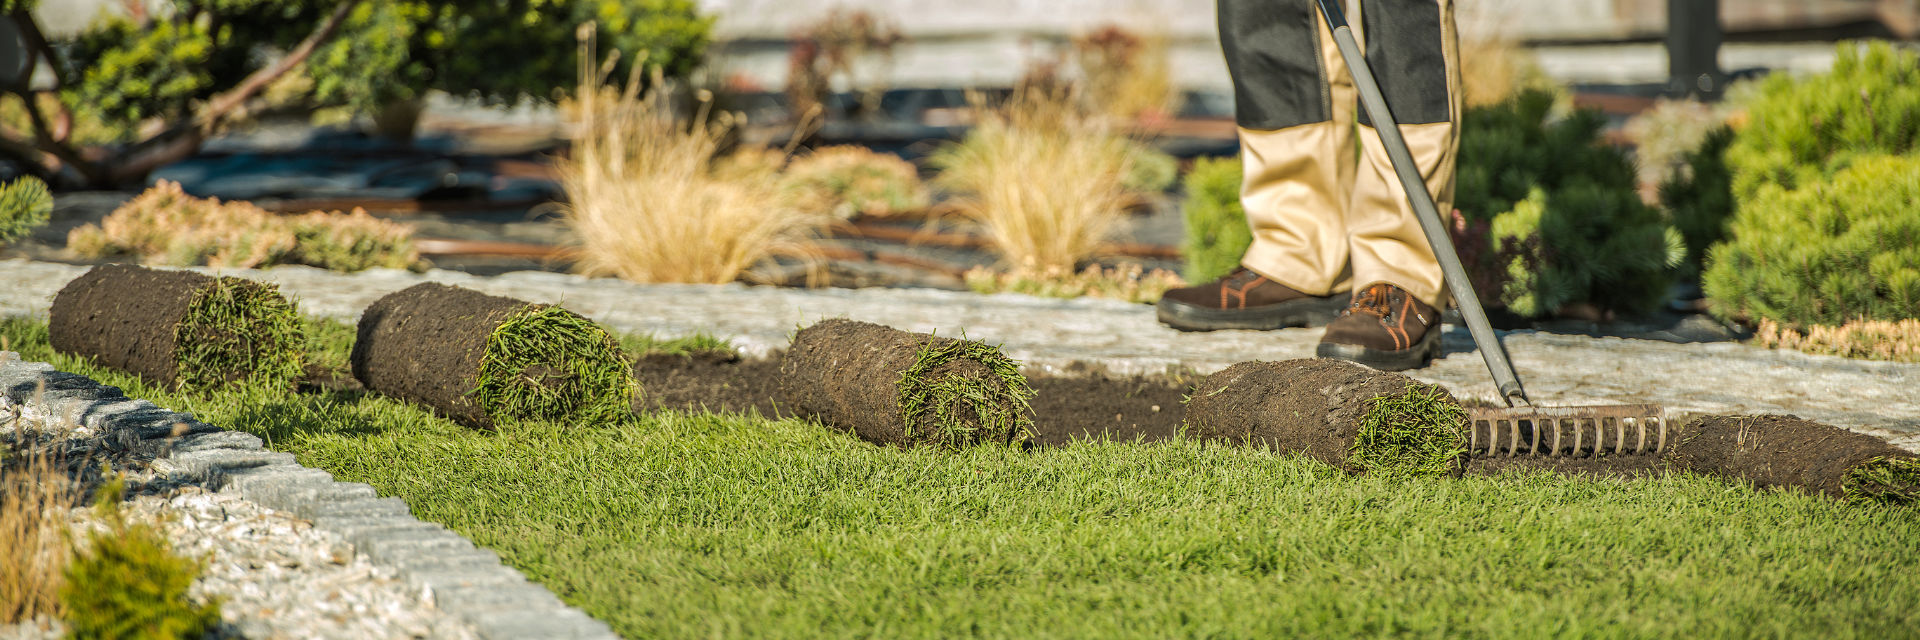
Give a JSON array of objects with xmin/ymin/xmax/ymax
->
[
  {"xmin": 896, "ymin": 335, "xmax": 1035, "ymax": 446},
  {"xmin": 1841, "ymin": 456, "xmax": 1920, "ymax": 506},
  {"xmin": 471, "ymin": 305, "xmax": 637, "ymax": 426},
  {"xmin": 1350, "ymin": 383, "xmax": 1466, "ymax": 479},
  {"xmin": 59, "ymin": 477, "xmax": 221, "ymax": 640},
  {"xmin": 174, "ymin": 277, "xmax": 306, "ymax": 391}
]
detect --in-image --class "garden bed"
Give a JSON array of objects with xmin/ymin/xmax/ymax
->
[{"xmin": 6, "ymin": 312, "xmax": 1919, "ymax": 638}]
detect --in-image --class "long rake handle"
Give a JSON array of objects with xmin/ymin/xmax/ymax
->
[{"xmin": 1312, "ymin": 0, "xmax": 1529, "ymax": 407}]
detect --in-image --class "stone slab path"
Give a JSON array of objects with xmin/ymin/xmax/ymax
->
[{"xmin": 6, "ymin": 259, "xmax": 1914, "ymax": 449}]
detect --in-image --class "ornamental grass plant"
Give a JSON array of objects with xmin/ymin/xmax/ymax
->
[
  {"xmin": 929, "ymin": 88, "xmax": 1139, "ymax": 273},
  {"xmin": 554, "ymin": 39, "xmax": 828, "ymax": 284},
  {"xmin": 0, "ymin": 426, "xmax": 77, "ymax": 625}
]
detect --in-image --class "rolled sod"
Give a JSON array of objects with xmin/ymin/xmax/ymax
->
[
  {"xmin": 48, "ymin": 264, "xmax": 304, "ymax": 390},
  {"xmin": 350, "ymin": 283, "xmax": 634, "ymax": 429},
  {"xmin": 1184, "ymin": 359, "xmax": 1466, "ymax": 478},
  {"xmin": 1667, "ymin": 415, "xmax": 1920, "ymax": 505},
  {"xmin": 778, "ymin": 318, "xmax": 1035, "ymax": 447}
]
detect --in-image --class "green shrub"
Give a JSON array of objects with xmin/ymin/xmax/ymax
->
[
  {"xmin": 1725, "ymin": 42, "xmax": 1920, "ymax": 202},
  {"xmin": 1658, "ymin": 126, "xmax": 1736, "ymax": 278},
  {"xmin": 1121, "ymin": 141, "xmax": 1178, "ymax": 194},
  {"xmin": 67, "ymin": 181, "xmax": 423, "ymax": 272},
  {"xmin": 59, "ymin": 477, "xmax": 221, "ymax": 640},
  {"xmin": 1456, "ymin": 88, "xmax": 1680, "ymax": 317},
  {"xmin": 1703, "ymin": 154, "xmax": 1920, "ymax": 327},
  {"xmin": 781, "ymin": 146, "xmax": 929, "ymax": 219},
  {"xmin": 0, "ymin": 176, "xmax": 51, "ymax": 246},
  {"xmin": 1179, "ymin": 156, "xmax": 1250, "ymax": 283}
]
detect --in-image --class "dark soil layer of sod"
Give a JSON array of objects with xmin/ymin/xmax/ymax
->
[
  {"xmin": 1670, "ymin": 414, "xmax": 1920, "ymax": 504},
  {"xmin": 1184, "ymin": 359, "xmax": 1467, "ymax": 477},
  {"xmin": 778, "ymin": 319, "xmax": 1034, "ymax": 447},
  {"xmin": 351, "ymin": 282, "xmax": 632, "ymax": 429},
  {"xmin": 48, "ymin": 263, "xmax": 303, "ymax": 390},
  {"xmin": 630, "ymin": 350, "xmax": 1187, "ymax": 446}
]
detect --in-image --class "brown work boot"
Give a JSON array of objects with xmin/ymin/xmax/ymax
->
[
  {"xmin": 1156, "ymin": 267, "xmax": 1347, "ymax": 331},
  {"xmin": 1316, "ymin": 282, "xmax": 1441, "ymax": 371}
]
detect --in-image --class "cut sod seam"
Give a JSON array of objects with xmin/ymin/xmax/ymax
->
[
  {"xmin": 174, "ymin": 277, "xmax": 305, "ymax": 391},
  {"xmin": 896, "ymin": 335, "xmax": 1036, "ymax": 445},
  {"xmin": 469, "ymin": 305, "xmax": 636, "ymax": 427},
  {"xmin": 1840, "ymin": 456, "xmax": 1920, "ymax": 506},
  {"xmin": 1351, "ymin": 383, "xmax": 1468, "ymax": 479}
]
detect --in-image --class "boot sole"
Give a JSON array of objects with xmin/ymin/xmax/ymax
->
[
  {"xmin": 1156, "ymin": 295, "xmax": 1348, "ymax": 332},
  {"xmin": 1315, "ymin": 324, "xmax": 1442, "ymax": 371}
]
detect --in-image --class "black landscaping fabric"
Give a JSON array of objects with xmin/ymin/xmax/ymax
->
[
  {"xmin": 48, "ymin": 264, "xmax": 292, "ymax": 389},
  {"xmin": 1667, "ymin": 414, "xmax": 1920, "ymax": 502},
  {"xmin": 1184, "ymin": 358, "xmax": 1461, "ymax": 473},
  {"xmin": 779, "ymin": 318, "xmax": 1032, "ymax": 448}
]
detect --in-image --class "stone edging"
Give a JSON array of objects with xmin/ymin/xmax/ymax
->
[{"xmin": 0, "ymin": 353, "xmax": 616, "ymax": 640}]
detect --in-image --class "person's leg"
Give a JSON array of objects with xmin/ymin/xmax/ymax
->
[
  {"xmin": 1317, "ymin": 0, "xmax": 1460, "ymax": 370},
  {"xmin": 1157, "ymin": 0, "xmax": 1355, "ymax": 331}
]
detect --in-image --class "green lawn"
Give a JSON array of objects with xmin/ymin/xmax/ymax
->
[{"xmin": 5, "ymin": 315, "xmax": 1918, "ymax": 638}]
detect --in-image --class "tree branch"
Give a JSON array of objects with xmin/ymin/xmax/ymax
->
[{"xmin": 107, "ymin": 0, "xmax": 365, "ymax": 185}]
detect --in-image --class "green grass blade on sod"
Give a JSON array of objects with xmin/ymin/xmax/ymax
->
[{"xmin": 5, "ymin": 315, "xmax": 1920, "ymax": 638}]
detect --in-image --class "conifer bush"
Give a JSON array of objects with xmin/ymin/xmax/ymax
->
[
  {"xmin": 1179, "ymin": 156, "xmax": 1250, "ymax": 283},
  {"xmin": 1703, "ymin": 154, "xmax": 1920, "ymax": 327},
  {"xmin": 1696, "ymin": 43, "xmax": 1920, "ymax": 330},
  {"xmin": 1723, "ymin": 42, "xmax": 1920, "ymax": 202},
  {"xmin": 0, "ymin": 176, "xmax": 51, "ymax": 247},
  {"xmin": 60, "ymin": 478, "xmax": 221, "ymax": 640},
  {"xmin": 1456, "ymin": 89, "xmax": 1681, "ymax": 317},
  {"xmin": 1658, "ymin": 126, "xmax": 1735, "ymax": 277}
]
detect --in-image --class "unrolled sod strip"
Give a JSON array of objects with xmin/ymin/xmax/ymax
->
[
  {"xmin": 779, "ymin": 318, "xmax": 1034, "ymax": 447},
  {"xmin": 1184, "ymin": 359, "xmax": 1467, "ymax": 478},
  {"xmin": 350, "ymin": 283, "xmax": 634, "ymax": 430},
  {"xmin": 1667, "ymin": 415, "xmax": 1920, "ymax": 505},
  {"xmin": 48, "ymin": 264, "xmax": 304, "ymax": 390}
]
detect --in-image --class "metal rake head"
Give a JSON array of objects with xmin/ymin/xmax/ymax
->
[{"xmin": 1464, "ymin": 404, "xmax": 1669, "ymax": 458}]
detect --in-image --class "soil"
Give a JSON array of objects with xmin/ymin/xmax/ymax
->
[
  {"xmin": 777, "ymin": 319, "xmax": 1032, "ymax": 447},
  {"xmin": 1666, "ymin": 414, "xmax": 1919, "ymax": 499},
  {"xmin": 46, "ymin": 264, "xmax": 250, "ymax": 387},
  {"xmin": 349, "ymin": 282, "xmax": 532, "ymax": 429},
  {"xmin": 629, "ymin": 351, "xmax": 1193, "ymax": 447},
  {"xmin": 1182, "ymin": 359, "xmax": 1460, "ymax": 473}
]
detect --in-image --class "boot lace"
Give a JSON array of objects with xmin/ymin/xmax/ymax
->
[{"xmin": 1347, "ymin": 283, "xmax": 1394, "ymax": 318}]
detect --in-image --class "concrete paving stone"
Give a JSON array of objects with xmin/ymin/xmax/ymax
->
[
  {"xmin": 300, "ymin": 496, "xmax": 411, "ymax": 519},
  {"xmin": 468, "ymin": 607, "xmax": 617, "ymax": 640},
  {"xmin": 324, "ymin": 519, "xmax": 449, "ymax": 550},
  {"xmin": 431, "ymin": 583, "xmax": 567, "ymax": 618},
  {"xmin": 161, "ymin": 448, "xmax": 297, "ymax": 476},
  {"xmin": 383, "ymin": 547, "xmax": 503, "ymax": 571},
  {"xmin": 398, "ymin": 565, "xmax": 528, "ymax": 593},
  {"xmin": 168, "ymin": 429, "xmax": 266, "ymax": 453},
  {"xmin": 358, "ymin": 531, "xmax": 479, "ymax": 566},
  {"xmin": 264, "ymin": 482, "xmax": 381, "ymax": 514},
  {"xmin": 219, "ymin": 466, "xmax": 337, "ymax": 505}
]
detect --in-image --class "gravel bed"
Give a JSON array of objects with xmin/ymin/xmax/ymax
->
[{"xmin": 0, "ymin": 352, "xmax": 613, "ymax": 640}]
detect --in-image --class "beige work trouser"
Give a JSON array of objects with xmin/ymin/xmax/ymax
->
[{"xmin": 1236, "ymin": 0, "xmax": 1461, "ymax": 309}]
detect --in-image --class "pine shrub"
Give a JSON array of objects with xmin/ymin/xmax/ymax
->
[
  {"xmin": 1658, "ymin": 126, "xmax": 1735, "ymax": 277},
  {"xmin": 1725, "ymin": 42, "xmax": 1920, "ymax": 201},
  {"xmin": 1179, "ymin": 156, "xmax": 1249, "ymax": 283},
  {"xmin": 59, "ymin": 477, "xmax": 221, "ymax": 640},
  {"xmin": 0, "ymin": 176, "xmax": 51, "ymax": 246},
  {"xmin": 1456, "ymin": 88, "xmax": 1680, "ymax": 317},
  {"xmin": 1703, "ymin": 154, "xmax": 1920, "ymax": 327},
  {"xmin": 67, "ymin": 181, "xmax": 422, "ymax": 272}
]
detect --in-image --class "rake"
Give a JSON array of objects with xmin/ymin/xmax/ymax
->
[{"xmin": 1313, "ymin": 0, "xmax": 1669, "ymax": 457}]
